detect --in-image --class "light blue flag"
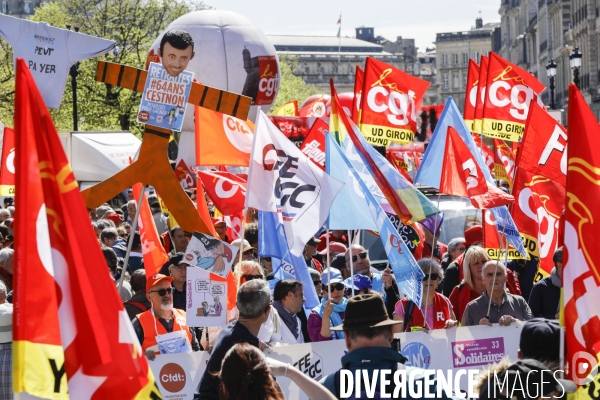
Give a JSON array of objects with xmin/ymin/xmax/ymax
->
[
  {"xmin": 258, "ymin": 210, "xmax": 320, "ymax": 309},
  {"xmin": 415, "ymin": 97, "xmax": 527, "ymax": 258},
  {"xmin": 326, "ymin": 133, "xmax": 378, "ymax": 230},
  {"xmin": 326, "ymin": 134, "xmax": 424, "ymax": 305}
]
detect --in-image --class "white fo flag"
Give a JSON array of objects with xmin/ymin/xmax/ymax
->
[{"xmin": 246, "ymin": 110, "xmax": 344, "ymax": 256}]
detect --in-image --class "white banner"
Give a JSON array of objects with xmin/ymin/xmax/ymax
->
[
  {"xmin": 265, "ymin": 322, "xmax": 523, "ymax": 399},
  {"xmin": 149, "ymin": 351, "xmax": 209, "ymax": 399},
  {"xmin": 186, "ymin": 267, "xmax": 227, "ymax": 327}
]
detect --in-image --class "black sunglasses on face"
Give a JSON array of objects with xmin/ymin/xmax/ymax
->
[
  {"xmin": 423, "ymin": 273, "xmax": 440, "ymax": 281},
  {"xmin": 243, "ymin": 249, "xmax": 255, "ymax": 255},
  {"xmin": 149, "ymin": 287, "xmax": 173, "ymax": 296},
  {"xmin": 313, "ymin": 280, "xmax": 321, "ymax": 286},
  {"xmin": 243, "ymin": 274, "xmax": 264, "ymax": 281},
  {"xmin": 263, "ymin": 257, "xmax": 272, "ymax": 262},
  {"xmin": 328, "ymin": 283, "xmax": 345, "ymax": 292},
  {"xmin": 351, "ymin": 252, "xmax": 368, "ymax": 262}
]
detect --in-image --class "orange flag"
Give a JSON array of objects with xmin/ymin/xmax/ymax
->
[
  {"xmin": 12, "ymin": 58, "xmax": 159, "ymax": 399},
  {"xmin": 195, "ymin": 106, "xmax": 254, "ymax": 166},
  {"xmin": 195, "ymin": 180, "xmax": 217, "ymax": 237},
  {"xmin": 133, "ymin": 183, "xmax": 169, "ymax": 275}
]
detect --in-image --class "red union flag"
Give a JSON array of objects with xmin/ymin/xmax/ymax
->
[
  {"xmin": 299, "ymin": 95, "xmax": 328, "ymax": 117},
  {"xmin": 564, "ymin": 84, "xmax": 600, "ymax": 385},
  {"xmin": 174, "ymin": 158, "xmax": 196, "ymax": 189},
  {"xmin": 133, "ymin": 183, "xmax": 169, "ymax": 275},
  {"xmin": 494, "ymin": 139, "xmax": 516, "ymax": 180},
  {"xmin": 12, "ymin": 58, "xmax": 158, "ymax": 399},
  {"xmin": 0, "ymin": 126, "xmax": 15, "ymax": 196},
  {"xmin": 482, "ymin": 210, "xmax": 523, "ymax": 260},
  {"xmin": 352, "ymin": 65, "xmax": 364, "ymax": 124},
  {"xmin": 516, "ymin": 100, "xmax": 567, "ymax": 187},
  {"xmin": 464, "ymin": 59, "xmax": 480, "ymax": 133},
  {"xmin": 440, "ymin": 126, "xmax": 514, "ymax": 209},
  {"xmin": 299, "ymin": 118, "xmax": 328, "ymax": 170},
  {"xmin": 255, "ymin": 56, "xmax": 279, "ymax": 105},
  {"xmin": 359, "ymin": 57, "xmax": 430, "ymax": 147},
  {"xmin": 511, "ymin": 169, "xmax": 565, "ymax": 276},
  {"xmin": 198, "ymin": 170, "xmax": 246, "ymax": 216},
  {"xmin": 472, "ymin": 134, "xmax": 494, "ymax": 173},
  {"xmin": 473, "ymin": 55, "xmax": 489, "ymax": 134},
  {"xmin": 482, "ymin": 52, "xmax": 546, "ymax": 142}
]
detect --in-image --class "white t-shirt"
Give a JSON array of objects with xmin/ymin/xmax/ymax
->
[{"xmin": 0, "ymin": 14, "xmax": 115, "ymax": 109}]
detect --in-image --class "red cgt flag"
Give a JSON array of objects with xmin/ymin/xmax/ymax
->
[
  {"xmin": 516, "ymin": 99, "xmax": 567, "ymax": 187},
  {"xmin": 472, "ymin": 134, "xmax": 495, "ymax": 173},
  {"xmin": 563, "ymin": 84, "xmax": 600, "ymax": 384},
  {"xmin": 299, "ymin": 118, "xmax": 328, "ymax": 171},
  {"xmin": 12, "ymin": 58, "xmax": 159, "ymax": 398},
  {"xmin": 352, "ymin": 65, "xmax": 364, "ymax": 124},
  {"xmin": 440, "ymin": 126, "xmax": 514, "ymax": 209},
  {"xmin": 133, "ymin": 183, "xmax": 169, "ymax": 275},
  {"xmin": 473, "ymin": 55, "xmax": 489, "ymax": 134},
  {"xmin": 463, "ymin": 59, "xmax": 480, "ymax": 133},
  {"xmin": 0, "ymin": 126, "xmax": 15, "ymax": 196},
  {"xmin": 198, "ymin": 170, "xmax": 247, "ymax": 216}
]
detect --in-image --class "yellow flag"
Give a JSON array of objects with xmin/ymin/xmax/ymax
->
[{"xmin": 271, "ymin": 100, "xmax": 299, "ymax": 116}]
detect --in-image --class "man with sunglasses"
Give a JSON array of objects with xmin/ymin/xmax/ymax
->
[
  {"xmin": 168, "ymin": 253, "xmax": 187, "ymax": 310},
  {"xmin": 345, "ymin": 244, "xmax": 397, "ymax": 316},
  {"xmin": 132, "ymin": 273, "xmax": 199, "ymax": 361},
  {"xmin": 303, "ymin": 237, "xmax": 323, "ymax": 273}
]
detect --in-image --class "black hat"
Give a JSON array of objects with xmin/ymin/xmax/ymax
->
[
  {"xmin": 307, "ymin": 237, "xmax": 321, "ymax": 246},
  {"xmin": 3, "ymin": 197, "xmax": 13, "ymax": 205},
  {"xmin": 479, "ymin": 359, "xmax": 576, "ymax": 400},
  {"xmin": 331, "ymin": 293, "xmax": 401, "ymax": 331},
  {"xmin": 520, "ymin": 318, "xmax": 560, "ymax": 361},
  {"xmin": 331, "ymin": 253, "xmax": 347, "ymax": 270}
]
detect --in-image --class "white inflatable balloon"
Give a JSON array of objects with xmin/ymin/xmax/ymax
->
[{"xmin": 146, "ymin": 10, "xmax": 279, "ymax": 166}]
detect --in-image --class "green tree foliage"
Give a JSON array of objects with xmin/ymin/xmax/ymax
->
[
  {"xmin": 270, "ymin": 55, "xmax": 319, "ymax": 112},
  {"xmin": 0, "ymin": 0, "xmax": 209, "ymax": 135}
]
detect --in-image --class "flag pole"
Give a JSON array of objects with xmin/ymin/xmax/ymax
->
[
  {"xmin": 486, "ymin": 219, "xmax": 508, "ymax": 319},
  {"xmin": 237, "ymin": 207, "xmax": 247, "ymax": 266},
  {"xmin": 117, "ymin": 185, "xmax": 145, "ymax": 291},
  {"xmin": 348, "ymin": 229, "xmax": 355, "ymax": 295},
  {"xmin": 429, "ymin": 193, "xmax": 442, "ymax": 258}
]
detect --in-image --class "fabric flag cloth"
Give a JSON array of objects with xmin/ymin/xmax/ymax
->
[
  {"xmin": 440, "ymin": 126, "xmax": 514, "ymax": 209},
  {"xmin": 330, "ymin": 79, "xmax": 440, "ymax": 228},
  {"xmin": 336, "ymin": 15, "xmax": 341, "ymax": 37},
  {"xmin": 258, "ymin": 210, "xmax": 320, "ymax": 309},
  {"xmin": 563, "ymin": 84, "xmax": 600, "ymax": 385},
  {"xmin": 473, "ymin": 55, "xmax": 489, "ymax": 134},
  {"xmin": 473, "ymin": 134, "xmax": 495, "ymax": 173},
  {"xmin": 12, "ymin": 58, "xmax": 158, "ymax": 399},
  {"xmin": 133, "ymin": 183, "xmax": 170, "ymax": 275},
  {"xmin": 416, "ymin": 97, "xmax": 527, "ymax": 258},
  {"xmin": 174, "ymin": 158, "xmax": 196, "ymax": 189},
  {"xmin": 463, "ymin": 59, "xmax": 479, "ymax": 133},
  {"xmin": 359, "ymin": 57, "xmax": 430, "ymax": 147},
  {"xmin": 299, "ymin": 95, "xmax": 328, "ymax": 118},
  {"xmin": 352, "ymin": 65, "xmax": 364, "ymax": 124},
  {"xmin": 196, "ymin": 106, "xmax": 255, "ymax": 166},
  {"xmin": 481, "ymin": 52, "xmax": 545, "ymax": 142},
  {"xmin": 299, "ymin": 117, "xmax": 328, "ymax": 171},
  {"xmin": 493, "ymin": 139, "xmax": 516, "ymax": 187},
  {"xmin": 0, "ymin": 126, "xmax": 15, "ymax": 196},
  {"xmin": 326, "ymin": 133, "xmax": 424, "ymax": 304},
  {"xmin": 198, "ymin": 170, "xmax": 247, "ymax": 215},
  {"xmin": 511, "ymin": 169, "xmax": 564, "ymax": 276},
  {"xmin": 196, "ymin": 181, "xmax": 217, "ymax": 237},
  {"xmin": 516, "ymin": 99, "xmax": 567, "ymax": 187},
  {"xmin": 246, "ymin": 110, "xmax": 344, "ymax": 256},
  {"xmin": 271, "ymin": 100, "xmax": 299, "ymax": 116}
]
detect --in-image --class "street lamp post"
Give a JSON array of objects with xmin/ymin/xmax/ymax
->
[
  {"xmin": 546, "ymin": 58, "xmax": 557, "ymax": 109},
  {"xmin": 570, "ymin": 47, "xmax": 582, "ymax": 89},
  {"xmin": 67, "ymin": 25, "xmax": 80, "ymax": 131}
]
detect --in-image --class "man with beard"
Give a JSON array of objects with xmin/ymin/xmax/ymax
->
[{"xmin": 132, "ymin": 273, "xmax": 199, "ymax": 360}]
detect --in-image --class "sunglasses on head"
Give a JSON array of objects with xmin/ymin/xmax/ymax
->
[
  {"xmin": 243, "ymin": 274, "xmax": 264, "ymax": 281},
  {"xmin": 351, "ymin": 252, "xmax": 368, "ymax": 262},
  {"xmin": 149, "ymin": 287, "xmax": 173, "ymax": 296},
  {"xmin": 422, "ymin": 273, "xmax": 440, "ymax": 281},
  {"xmin": 328, "ymin": 283, "xmax": 345, "ymax": 292}
]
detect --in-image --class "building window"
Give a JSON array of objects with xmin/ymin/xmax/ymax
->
[
  {"xmin": 24, "ymin": 1, "xmax": 31, "ymax": 13},
  {"xmin": 1, "ymin": 1, "xmax": 7, "ymax": 13},
  {"xmin": 452, "ymin": 54, "xmax": 458, "ymax": 64},
  {"xmin": 473, "ymin": 51, "xmax": 479, "ymax": 62},
  {"xmin": 463, "ymin": 73, "xmax": 467, "ymax": 88},
  {"xmin": 442, "ymin": 54, "xmax": 448, "ymax": 65},
  {"xmin": 304, "ymin": 66, "xmax": 309, "ymax": 74},
  {"xmin": 463, "ymin": 53, "xmax": 468, "ymax": 64},
  {"xmin": 453, "ymin": 73, "xmax": 459, "ymax": 88},
  {"xmin": 443, "ymin": 74, "xmax": 448, "ymax": 89}
]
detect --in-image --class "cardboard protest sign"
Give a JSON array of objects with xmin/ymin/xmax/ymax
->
[
  {"xmin": 183, "ymin": 232, "xmax": 238, "ymax": 277},
  {"xmin": 149, "ymin": 351, "xmax": 209, "ymax": 399},
  {"xmin": 137, "ymin": 62, "xmax": 194, "ymax": 131},
  {"xmin": 185, "ymin": 267, "xmax": 227, "ymax": 327}
]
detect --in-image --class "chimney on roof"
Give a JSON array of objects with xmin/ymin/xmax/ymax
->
[
  {"xmin": 475, "ymin": 17, "xmax": 483, "ymax": 29},
  {"xmin": 356, "ymin": 27, "xmax": 375, "ymax": 42}
]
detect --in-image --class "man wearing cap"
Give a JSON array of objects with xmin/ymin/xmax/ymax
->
[
  {"xmin": 528, "ymin": 247, "xmax": 563, "ymax": 319},
  {"xmin": 518, "ymin": 318, "xmax": 562, "ymax": 368},
  {"xmin": 317, "ymin": 230, "xmax": 348, "ymax": 252},
  {"xmin": 320, "ymin": 294, "xmax": 460, "ymax": 399},
  {"xmin": 331, "ymin": 253, "xmax": 350, "ymax": 280},
  {"xmin": 105, "ymin": 211, "xmax": 123, "ymax": 227},
  {"xmin": 318, "ymin": 242, "xmax": 347, "ymax": 267},
  {"xmin": 230, "ymin": 238, "xmax": 256, "ymax": 262},
  {"xmin": 167, "ymin": 252, "xmax": 187, "ymax": 310},
  {"xmin": 212, "ymin": 218, "xmax": 229, "ymax": 243},
  {"xmin": 304, "ymin": 237, "xmax": 323, "ymax": 273},
  {"xmin": 344, "ymin": 274, "xmax": 372, "ymax": 296},
  {"xmin": 308, "ymin": 268, "xmax": 349, "ymax": 342},
  {"xmin": 131, "ymin": 273, "xmax": 199, "ymax": 360},
  {"xmin": 0, "ymin": 281, "xmax": 12, "ymax": 398}
]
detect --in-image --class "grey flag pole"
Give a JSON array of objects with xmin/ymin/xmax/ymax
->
[
  {"xmin": 117, "ymin": 185, "xmax": 146, "ymax": 291},
  {"xmin": 486, "ymin": 220, "xmax": 509, "ymax": 319}
]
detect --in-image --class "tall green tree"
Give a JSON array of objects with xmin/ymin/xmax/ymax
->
[
  {"xmin": 0, "ymin": 0, "xmax": 209, "ymax": 135},
  {"xmin": 270, "ymin": 55, "xmax": 319, "ymax": 112}
]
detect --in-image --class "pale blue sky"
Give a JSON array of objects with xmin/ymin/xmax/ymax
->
[{"xmin": 203, "ymin": 0, "xmax": 502, "ymax": 51}]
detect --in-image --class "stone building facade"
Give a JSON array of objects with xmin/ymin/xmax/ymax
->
[{"xmin": 1, "ymin": 0, "xmax": 48, "ymax": 18}]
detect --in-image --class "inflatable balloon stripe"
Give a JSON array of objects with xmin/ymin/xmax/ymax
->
[{"xmin": 94, "ymin": 61, "xmax": 252, "ymax": 120}]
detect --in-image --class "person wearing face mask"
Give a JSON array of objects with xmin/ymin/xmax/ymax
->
[
  {"xmin": 131, "ymin": 273, "xmax": 200, "ymax": 360},
  {"xmin": 393, "ymin": 258, "xmax": 457, "ymax": 333},
  {"xmin": 307, "ymin": 268, "xmax": 348, "ymax": 342}
]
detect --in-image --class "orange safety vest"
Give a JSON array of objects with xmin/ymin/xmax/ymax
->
[{"xmin": 138, "ymin": 308, "xmax": 192, "ymax": 352}]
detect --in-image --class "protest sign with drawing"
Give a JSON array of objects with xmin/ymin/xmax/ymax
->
[
  {"xmin": 186, "ymin": 267, "xmax": 227, "ymax": 327},
  {"xmin": 183, "ymin": 232, "xmax": 237, "ymax": 278},
  {"xmin": 137, "ymin": 62, "xmax": 194, "ymax": 131}
]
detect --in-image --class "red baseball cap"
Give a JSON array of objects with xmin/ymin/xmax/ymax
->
[
  {"xmin": 105, "ymin": 212, "xmax": 123, "ymax": 223},
  {"xmin": 211, "ymin": 217, "xmax": 226, "ymax": 226},
  {"xmin": 463, "ymin": 225, "xmax": 483, "ymax": 246},
  {"xmin": 146, "ymin": 273, "xmax": 173, "ymax": 292},
  {"xmin": 319, "ymin": 242, "xmax": 347, "ymax": 255}
]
